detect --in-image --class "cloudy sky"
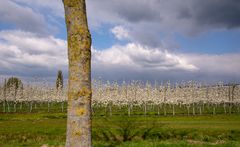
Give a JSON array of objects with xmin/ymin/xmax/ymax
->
[{"xmin": 0, "ymin": 0, "xmax": 240, "ymax": 83}]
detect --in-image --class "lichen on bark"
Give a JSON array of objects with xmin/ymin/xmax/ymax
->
[{"xmin": 63, "ymin": 0, "xmax": 92, "ymax": 146}]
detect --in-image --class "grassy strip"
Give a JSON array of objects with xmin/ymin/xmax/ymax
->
[{"xmin": 0, "ymin": 113, "xmax": 239, "ymax": 146}]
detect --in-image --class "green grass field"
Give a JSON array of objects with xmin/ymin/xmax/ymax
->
[{"xmin": 0, "ymin": 112, "xmax": 240, "ymax": 147}]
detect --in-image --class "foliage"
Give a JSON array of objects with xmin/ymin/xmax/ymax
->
[
  {"xmin": 5, "ymin": 77, "xmax": 23, "ymax": 96},
  {"xmin": 56, "ymin": 70, "xmax": 63, "ymax": 90}
]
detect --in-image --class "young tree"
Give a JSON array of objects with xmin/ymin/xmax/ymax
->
[
  {"xmin": 63, "ymin": 0, "xmax": 92, "ymax": 146},
  {"xmin": 5, "ymin": 77, "xmax": 23, "ymax": 112},
  {"xmin": 56, "ymin": 70, "xmax": 64, "ymax": 90},
  {"xmin": 6, "ymin": 77, "xmax": 23, "ymax": 97},
  {"xmin": 3, "ymin": 79, "xmax": 7, "ymax": 112}
]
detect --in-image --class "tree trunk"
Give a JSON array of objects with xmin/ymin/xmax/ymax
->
[
  {"xmin": 157, "ymin": 105, "xmax": 160, "ymax": 116},
  {"xmin": 3, "ymin": 101, "xmax": 6, "ymax": 112},
  {"xmin": 172, "ymin": 104, "xmax": 175, "ymax": 116},
  {"xmin": 47, "ymin": 101, "xmax": 50, "ymax": 113},
  {"xmin": 187, "ymin": 105, "xmax": 190, "ymax": 116},
  {"xmin": 7, "ymin": 102, "xmax": 10, "ymax": 112},
  {"xmin": 30, "ymin": 102, "xmax": 33, "ymax": 113},
  {"xmin": 20, "ymin": 102, "xmax": 22, "ymax": 110},
  {"xmin": 199, "ymin": 106, "xmax": 202, "ymax": 115},
  {"xmin": 223, "ymin": 103, "xmax": 226, "ymax": 114},
  {"xmin": 238, "ymin": 104, "xmax": 240, "ymax": 113},
  {"xmin": 63, "ymin": 0, "xmax": 92, "ymax": 146},
  {"xmin": 192, "ymin": 103, "xmax": 195, "ymax": 115},
  {"xmin": 128, "ymin": 104, "xmax": 131, "ymax": 117},
  {"xmin": 164, "ymin": 104, "xmax": 167, "ymax": 116},
  {"xmin": 109, "ymin": 104, "xmax": 112, "ymax": 116},
  {"xmin": 61, "ymin": 101, "xmax": 64, "ymax": 112},
  {"xmin": 14, "ymin": 102, "xmax": 16, "ymax": 112},
  {"xmin": 144, "ymin": 103, "xmax": 147, "ymax": 116}
]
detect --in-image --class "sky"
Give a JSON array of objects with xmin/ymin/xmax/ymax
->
[{"xmin": 0, "ymin": 0, "xmax": 240, "ymax": 84}]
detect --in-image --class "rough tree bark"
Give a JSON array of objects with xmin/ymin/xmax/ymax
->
[{"xmin": 63, "ymin": 0, "xmax": 92, "ymax": 146}]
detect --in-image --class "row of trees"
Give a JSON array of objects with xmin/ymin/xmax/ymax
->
[
  {"xmin": 0, "ymin": 71, "xmax": 64, "ymax": 112},
  {"xmin": 92, "ymin": 81, "xmax": 240, "ymax": 116},
  {"xmin": 0, "ymin": 79, "xmax": 239, "ymax": 114}
]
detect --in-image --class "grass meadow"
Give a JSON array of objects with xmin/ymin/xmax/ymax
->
[{"xmin": 0, "ymin": 104, "xmax": 240, "ymax": 147}]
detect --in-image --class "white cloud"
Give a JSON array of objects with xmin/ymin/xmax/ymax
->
[
  {"xmin": 0, "ymin": 0, "xmax": 238, "ymax": 84},
  {"xmin": 183, "ymin": 53, "xmax": 240, "ymax": 76},
  {"xmin": 0, "ymin": 29, "xmax": 198, "ymax": 79},
  {"xmin": 93, "ymin": 43, "xmax": 197, "ymax": 71},
  {"xmin": 0, "ymin": 1, "xmax": 49, "ymax": 34},
  {"xmin": 0, "ymin": 30, "xmax": 67, "ymax": 77},
  {"xmin": 0, "ymin": 30, "xmax": 66, "ymax": 56},
  {"xmin": 0, "ymin": 29, "xmax": 238, "ymax": 83},
  {"xmin": 12, "ymin": 0, "xmax": 64, "ymax": 18},
  {"xmin": 111, "ymin": 26, "xmax": 130, "ymax": 40},
  {"xmin": 92, "ymin": 43, "xmax": 240, "ymax": 82}
]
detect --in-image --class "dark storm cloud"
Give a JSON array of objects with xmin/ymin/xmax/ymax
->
[
  {"xmin": 87, "ymin": 0, "xmax": 162, "ymax": 24},
  {"xmin": 177, "ymin": 7, "xmax": 192, "ymax": 19},
  {"xmin": 192, "ymin": 0, "xmax": 240, "ymax": 29},
  {"xmin": 130, "ymin": 29, "xmax": 163, "ymax": 47},
  {"xmin": 113, "ymin": 1, "xmax": 161, "ymax": 23},
  {"xmin": 88, "ymin": 0, "xmax": 240, "ymax": 46}
]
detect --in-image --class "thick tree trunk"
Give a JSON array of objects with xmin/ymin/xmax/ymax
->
[{"xmin": 63, "ymin": 0, "xmax": 92, "ymax": 146}]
